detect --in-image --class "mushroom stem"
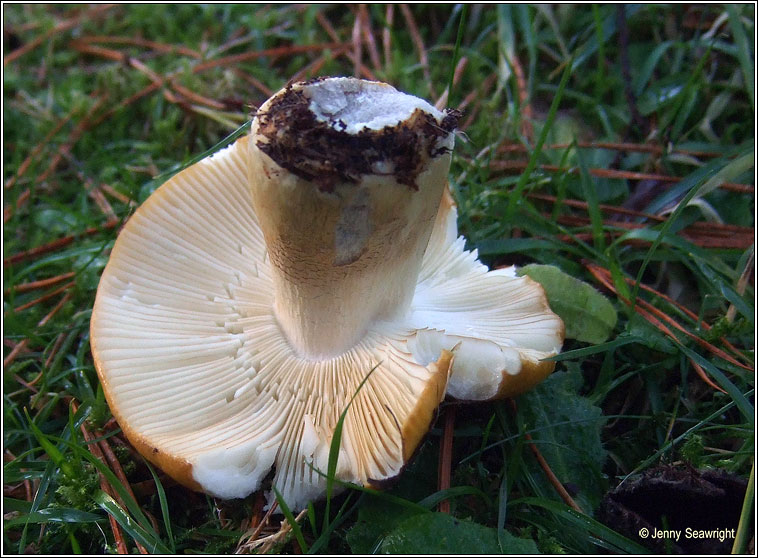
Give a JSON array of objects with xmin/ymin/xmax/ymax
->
[{"xmin": 248, "ymin": 78, "xmax": 456, "ymax": 358}]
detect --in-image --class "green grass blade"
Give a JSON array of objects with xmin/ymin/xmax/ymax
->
[
  {"xmin": 145, "ymin": 462, "xmax": 176, "ymax": 553},
  {"xmin": 272, "ymin": 486, "xmax": 309, "ymax": 553},
  {"xmin": 503, "ymin": 56, "xmax": 574, "ymax": 231},
  {"xmin": 323, "ymin": 362, "xmax": 381, "ymax": 533},
  {"xmin": 513, "ymin": 496, "xmax": 652, "ymax": 554},
  {"xmin": 726, "ymin": 4, "xmax": 755, "ymax": 112},
  {"xmin": 94, "ymin": 491, "xmax": 173, "ymax": 554},
  {"xmin": 732, "ymin": 460, "xmax": 755, "ymax": 554}
]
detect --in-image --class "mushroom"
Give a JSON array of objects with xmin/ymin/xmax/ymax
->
[{"xmin": 90, "ymin": 77, "xmax": 564, "ymax": 510}]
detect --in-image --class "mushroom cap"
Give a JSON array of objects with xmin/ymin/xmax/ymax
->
[{"xmin": 91, "ymin": 81, "xmax": 563, "ymax": 510}]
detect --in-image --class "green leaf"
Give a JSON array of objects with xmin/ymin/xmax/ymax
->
[
  {"xmin": 518, "ymin": 368, "xmax": 607, "ymax": 512},
  {"xmin": 346, "ymin": 495, "xmax": 426, "ymax": 554},
  {"xmin": 376, "ymin": 512, "xmax": 540, "ymax": 554},
  {"xmin": 518, "ymin": 264, "xmax": 618, "ymax": 344}
]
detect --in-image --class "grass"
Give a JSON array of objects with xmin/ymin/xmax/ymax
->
[{"xmin": 3, "ymin": 4, "xmax": 754, "ymax": 554}]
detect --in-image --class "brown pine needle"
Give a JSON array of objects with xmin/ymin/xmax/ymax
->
[
  {"xmin": 508, "ymin": 400, "xmax": 584, "ymax": 513},
  {"xmin": 382, "ymin": 4, "xmax": 395, "ymax": 71},
  {"xmin": 487, "ymin": 160, "xmax": 754, "ymax": 194},
  {"xmin": 11, "ymin": 281, "xmax": 76, "ymax": 314},
  {"xmin": 6, "ymin": 272, "xmax": 76, "ymax": 295},
  {"xmin": 437, "ymin": 405, "xmax": 456, "ymax": 513},
  {"xmin": 358, "ymin": 4, "xmax": 381, "ymax": 71},
  {"xmin": 74, "ymin": 35, "xmax": 201, "ymax": 59},
  {"xmin": 4, "ymin": 219, "xmax": 120, "ymax": 267},
  {"xmin": 498, "ymin": 140, "xmax": 735, "ymax": 159},
  {"xmin": 3, "ymin": 292, "xmax": 72, "ymax": 368},
  {"xmin": 585, "ymin": 263, "xmax": 728, "ymax": 393},
  {"xmin": 192, "ymin": 42, "xmax": 346, "ymax": 74},
  {"xmin": 4, "ymin": 109, "xmax": 75, "ymax": 190},
  {"xmin": 351, "ymin": 8, "xmax": 363, "ymax": 78},
  {"xmin": 400, "ymin": 4, "xmax": 434, "ymax": 99},
  {"xmin": 3, "ymin": 4, "xmax": 117, "ymax": 66}
]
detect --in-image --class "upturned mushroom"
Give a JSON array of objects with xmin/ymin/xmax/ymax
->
[{"xmin": 90, "ymin": 77, "xmax": 564, "ymax": 510}]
